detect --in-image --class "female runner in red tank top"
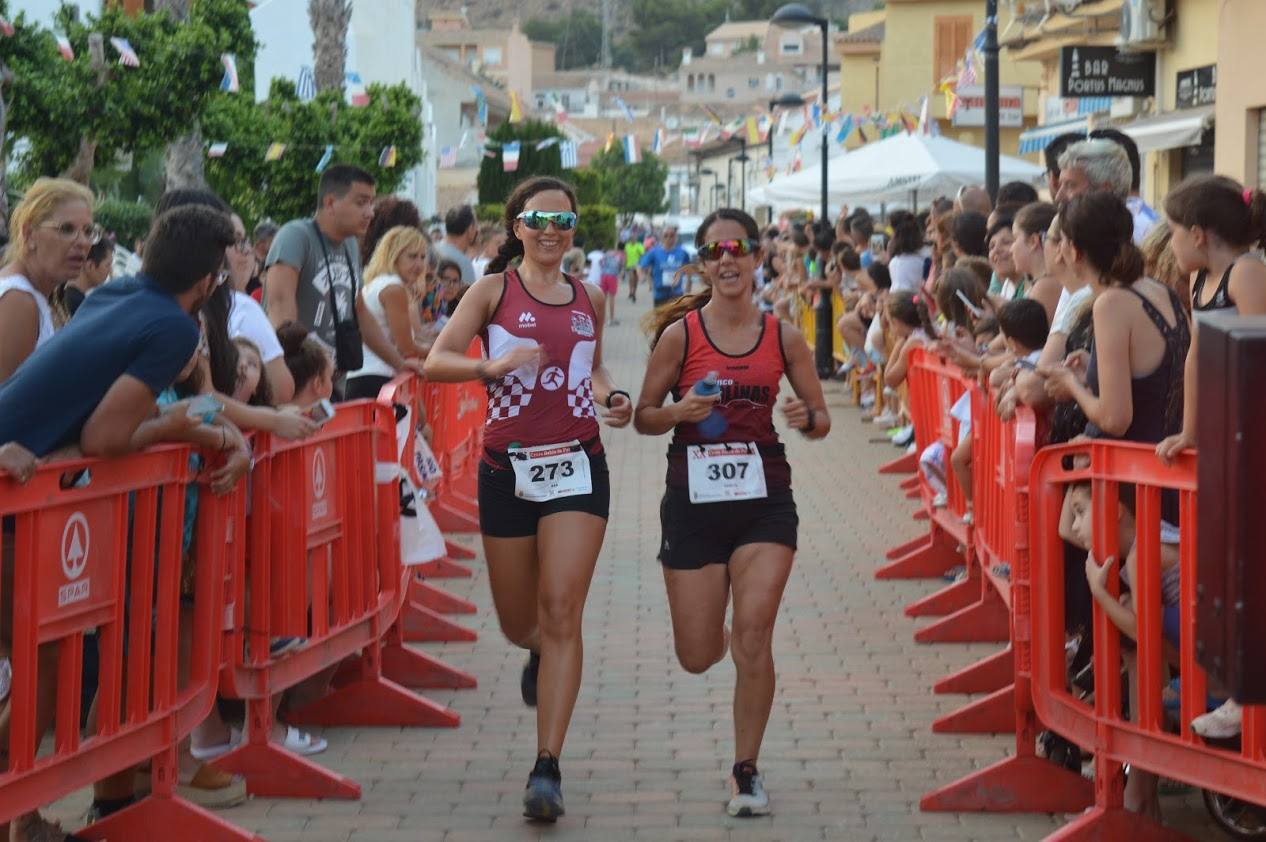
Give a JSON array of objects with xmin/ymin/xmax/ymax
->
[
  {"xmin": 423, "ymin": 177, "xmax": 632, "ymax": 823},
  {"xmin": 634, "ymin": 208, "xmax": 831, "ymax": 818}
]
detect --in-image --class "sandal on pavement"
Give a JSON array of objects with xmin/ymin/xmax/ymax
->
[
  {"xmin": 190, "ymin": 726, "xmax": 244, "ymax": 761},
  {"xmin": 178, "ymin": 764, "xmax": 247, "ymax": 809},
  {"xmin": 281, "ymin": 725, "xmax": 328, "ymax": 756}
]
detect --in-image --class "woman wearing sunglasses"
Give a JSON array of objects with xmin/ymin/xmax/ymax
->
[
  {"xmin": 423, "ymin": 176, "xmax": 632, "ymax": 823},
  {"xmin": 634, "ymin": 208, "xmax": 830, "ymax": 818}
]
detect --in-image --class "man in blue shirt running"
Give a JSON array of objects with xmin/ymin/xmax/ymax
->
[{"xmin": 638, "ymin": 225, "xmax": 691, "ymax": 308}]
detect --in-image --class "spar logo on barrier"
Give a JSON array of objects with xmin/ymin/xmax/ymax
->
[
  {"xmin": 58, "ymin": 512, "xmax": 91, "ymax": 608},
  {"xmin": 311, "ymin": 448, "xmax": 330, "ymax": 521}
]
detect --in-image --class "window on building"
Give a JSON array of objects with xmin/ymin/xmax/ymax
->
[
  {"xmin": 483, "ymin": 46, "xmax": 502, "ymax": 65},
  {"xmin": 726, "ymin": 87, "xmax": 735, "ymax": 99},
  {"xmin": 443, "ymin": 47, "xmax": 461, "ymax": 62},
  {"xmin": 780, "ymin": 36, "xmax": 801, "ymax": 55},
  {"xmin": 688, "ymin": 73, "xmax": 695, "ymax": 92},
  {"xmin": 708, "ymin": 74, "xmax": 716, "ymax": 91},
  {"xmin": 709, "ymin": 42, "xmax": 725, "ymax": 56},
  {"xmin": 748, "ymin": 77, "xmax": 759, "ymax": 89},
  {"xmin": 932, "ymin": 16, "xmax": 972, "ymax": 88},
  {"xmin": 535, "ymin": 95, "xmax": 546, "ymax": 109}
]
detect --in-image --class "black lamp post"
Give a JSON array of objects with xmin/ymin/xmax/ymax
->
[
  {"xmin": 726, "ymin": 143, "xmax": 751, "ymax": 209},
  {"xmin": 983, "ymin": 0, "xmax": 1000, "ymax": 202},
  {"xmin": 772, "ymin": 3, "xmax": 832, "ymax": 378},
  {"xmin": 736, "ymin": 150, "xmax": 751, "ymax": 211}
]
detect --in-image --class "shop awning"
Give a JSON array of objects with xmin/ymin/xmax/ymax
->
[
  {"xmin": 1119, "ymin": 105, "xmax": 1215, "ymax": 153},
  {"xmin": 1018, "ymin": 117, "xmax": 1090, "ymax": 155}
]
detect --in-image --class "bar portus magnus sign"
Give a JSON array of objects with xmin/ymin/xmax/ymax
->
[{"xmin": 1059, "ymin": 46, "xmax": 1156, "ymax": 98}]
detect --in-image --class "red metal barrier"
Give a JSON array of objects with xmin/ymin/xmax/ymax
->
[
  {"xmin": 0, "ymin": 449, "xmax": 259, "ymax": 841},
  {"xmin": 1029, "ymin": 442, "xmax": 1266, "ymax": 840},
  {"xmin": 211, "ymin": 400, "xmax": 459, "ymax": 801},
  {"xmin": 375, "ymin": 373, "xmax": 478, "ymax": 689},
  {"xmin": 920, "ymin": 385, "xmax": 1093, "ymax": 814},
  {"xmin": 423, "ymin": 339, "xmax": 486, "ymax": 543},
  {"xmin": 877, "ymin": 348, "xmax": 973, "ymax": 585}
]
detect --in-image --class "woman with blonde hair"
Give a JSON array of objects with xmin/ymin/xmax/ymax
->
[
  {"xmin": 346, "ymin": 224, "xmax": 433, "ymax": 399},
  {"xmin": 0, "ymin": 177, "xmax": 95, "ymax": 381}
]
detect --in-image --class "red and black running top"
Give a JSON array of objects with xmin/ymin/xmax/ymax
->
[
  {"xmin": 480, "ymin": 269, "xmax": 602, "ymax": 458},
  {"xmin": 666, "ymin": 309, "xmax": 790, "ymax": 491}
]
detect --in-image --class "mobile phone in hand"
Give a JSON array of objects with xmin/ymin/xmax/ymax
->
[
  {"xmin": 307, "ymin": 398, "xmax": 336, "ymax": 425},
  {"xmin": 186, "ymin": 394, "xmax": 224, "ymax": 419}
]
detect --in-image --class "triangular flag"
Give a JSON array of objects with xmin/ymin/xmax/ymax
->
[
  {"xmin": 623, "ymin": 135, "xmax": 640, "ymax": 164},
  {"xmin": 55, "ymin": 35, "xmax": 74, "ymax": 61},
  {"xmin": 614, "ymin": 96, "xmax": 635, "ymax": 124},
  {"xmin": 604, "ymin": 133, "xmax": 615, "ymax": 153},
  {"xmin": 345, "ymin": 71, "xmax": 369, "ymax": 107},
  {"xmin": 509, "ymin": 90, "xmax": 523, "ymax": 124},
  {"xmin": 379, "ymin": 145, "xmax": 397, "ymax": 168},
  {"xmin": 703, "ymin": 105, "xmax": 723, "ymax": 125},
  {"xmin": 207, "ymin": 142, "xmax": 228, "ymax": 159},
  {"xmin": 502, "ymin": 141, "xmax": 521, "ymax": 172},
  {"xmin": 470, "ymin": 85, "xmax": 488, "ymax": 126},
  {"xmin": 559, "ymin": 141, "xmax": 579, "ymax": 169},
  {"xmin": 789, "ymin": 124, "xmax": 807, "ymax": 147},
  {"xmin": 314, "ymin": 144, "xmax": 334, "ymax": 173},
  {"xmin": 110, "ymin": 37, "xmax": 139, "ymax": 67},
  {"xmin": 917, "ymin": 96, "xmax": 930, "ymax": 135},
  {"xmin": 551, "ymin": 94, "xmax": 568, "ymax": 124},
  {"xmin": 835, "ymin": 114, "xmax": 853, "ymax": 144},
  {"xmin": 535, "ymin": 137, "xmax": 560, "ymax": 151},
  {"xmin": 296, "ymin": 65, "xmax": 316, "ymax": 102},
  {"xmin": 745, "ymin": 116, "xmax": 761, "ymax": 145},
  {"xmin": 0, "ymin": 16, "xmax": 14, "ymax": 37},
  {"xmin": 651, "ymin": 129, "xmax": 663, "ymax": 156},
  {"xmin": 219, "ymin": 53, "xmax": 239, "ymax": 93},
  {"xmin": 264, "ymin": 142, "xmax": 286, "ymax": 162}
]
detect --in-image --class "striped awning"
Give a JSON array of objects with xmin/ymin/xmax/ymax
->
[{"xmin": 1018, "ymin": 117, "xmax": 1090, "ymax": 155}]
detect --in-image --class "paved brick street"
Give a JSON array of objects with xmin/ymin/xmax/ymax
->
[{"xmin": 51, "ymin": 296, "xmax": 1216, "ymax": 840}]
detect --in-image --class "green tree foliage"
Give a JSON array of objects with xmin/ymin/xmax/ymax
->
[
  {"xmin": 94, "ymin": 197, "xmax": 153, "ymax": 246},
  {"xmin": 202, "ymin": 78, "xmax": 424, "ymax": 227},
  {"xmin": 476, "ymin": 119, "xmax": 566, "ymax": 205},
  {"xmin": 3, "ymin": 0, "xmax": 254, "ymax": 178},
  {"xmin": 523, "ymin": 11, "xmax": 603, "ymax": 70},
  {"xmin": 585, "ymin": 145, "xmax": 668, "ymax": 221}
]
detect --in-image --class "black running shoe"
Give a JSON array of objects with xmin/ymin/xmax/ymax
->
[
  {"xmin": 520, "ymin": 651, "xmax": 540, "ymax": 707},
  {"xmin": 523, "ymin": 752, "xmax": 564, "ymax": 821},
  {"xmin": 727, "ymin": 759, "xmax": 770, "ymax": 817}
]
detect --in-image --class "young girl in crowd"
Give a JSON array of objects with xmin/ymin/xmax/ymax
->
[
  {"xmin": 1153, "ymin": 175, "xmax": 1266, "ymax": 741},
  {"xmin": 231, "ymin": 337, "xmax": 273, "ymax": 406},
  {"xmin": 1010, "ymin": 202, "xmax": 1062, "ymax": 322},
  {"xmin": 882, "ymin": 291, "xmax": 937, "ymax": 391},
  {"xmin": 635, "ymin": 208, "xmax": 829, "ymax": 818}
]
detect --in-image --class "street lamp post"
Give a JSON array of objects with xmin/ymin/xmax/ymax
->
[
  {"xmin": 737, "ymin": 148, "xmax": 751, "ymax": 212},
  {"xmin": 983, "ymin": 0, "xmax": 1000, "ymax": 202},
  {"xmin": 772, "ymin": 3, "xmax": 833, "ymax": 378}
]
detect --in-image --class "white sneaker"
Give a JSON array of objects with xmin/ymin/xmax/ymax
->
[
  {"xmin": 859, "ymin": 391, "xmax": 876, "ymax": 409},
  {"xmin": 932, "ymin": 492, "xmax": 948, "ymax": 508},
  {"xmin": 961, "ymin": 510, "xmax": 974, "ymax": 525},
  {"xmin": 872, "ymin": 411, "xmax": 898, "ymax": 427},
  {"xmin": 1192, "ymin": 698, "xmax": 1242, "ymax": 739},
  {"xmin": 727, "ymin": 761, "xmax": 770, "ymax": 817}
]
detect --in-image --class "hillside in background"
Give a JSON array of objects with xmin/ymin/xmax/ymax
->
[{"xmin": 419, "ymin": 0, "xmax": 883, "ymax": 71}]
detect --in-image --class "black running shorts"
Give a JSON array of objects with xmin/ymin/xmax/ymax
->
[
  {"xmin": 657, "ymin": 486, "xmax": 798, "ymax": 570},
  {"xmin": 478, "ymin": 453, "xmax": 610, "ymax": 538}
]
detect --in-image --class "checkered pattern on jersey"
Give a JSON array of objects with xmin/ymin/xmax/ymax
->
[
  {"xmin": 567, "ymin": 378, "xmax": 596, "ymax": 418},
  {"xmin": 486, "ymin": 376, "xmax": 532, "ymax": 423}
]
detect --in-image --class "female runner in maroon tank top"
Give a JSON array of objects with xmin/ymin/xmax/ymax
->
[
  {"xmin": 634, "ymin": 208, "xmax": 831, "ymax": 818},
  {"xmin": 423, "ymin": 177, "xmax": 632, "ymax": 823}
]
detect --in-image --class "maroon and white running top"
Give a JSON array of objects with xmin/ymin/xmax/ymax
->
[{"xmin": 480, "ymin": 269, "xmax": 602, "ymax": 455}]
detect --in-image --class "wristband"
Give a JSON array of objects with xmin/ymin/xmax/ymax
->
[
  {"xmin": 802, "ymin": 409, "xmax": 816, "ymax": 434},
  {"xmin": 606, "ymin": 390, "xmax": 631, "ymax": 409}
]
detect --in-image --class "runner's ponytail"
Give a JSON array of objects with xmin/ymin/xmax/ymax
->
[{"xmin": 645, "ymin": 288, "xmax": 712, "ymax": 349}]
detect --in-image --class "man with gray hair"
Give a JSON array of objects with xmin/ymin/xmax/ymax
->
[{"xmin": 1057, "ymin": 138, "xmax": 1159, "ymax": 245}]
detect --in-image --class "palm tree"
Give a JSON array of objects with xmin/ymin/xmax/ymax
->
[{"xmin": 309, "ymin": 0, "xmax": 351, "ymax": 93}]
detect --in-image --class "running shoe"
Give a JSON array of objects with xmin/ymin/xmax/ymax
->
[
  {"xmin": 931, "ymin": 491, "xmax": 948, "ymax": 509},
  {"xmin": 872, "ymin": 411, "xmax": 898, "ymax": 427},
  {"xmin": 892, "ymin": 425, "xmax": 915, "ymax": 447},
  {"xmin": 523, "ymin": 752, "xmax": 564, "ymax": 821},
  {"xmin": 859, "ymin": 390, "xmax": 876, "ymax": 409},
  {"xmin": 1192, "ymin": 698, "xmax": 1243, "ymax": 739},
  {"xmin": 521, "ymin": 650, "xmax": 541, "ymax": 707},
  {"xmin": 727, "ymin": 759, "xmax": 770, "ymax": 817}
]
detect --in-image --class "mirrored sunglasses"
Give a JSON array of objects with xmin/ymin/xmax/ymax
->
[
  {"xmin": 697, "ymin": 238, "xmax": 758, "ymax": 262},
  {"xmin": 517, "ymin": 210, "xmax": 578, "ymax": 231}
]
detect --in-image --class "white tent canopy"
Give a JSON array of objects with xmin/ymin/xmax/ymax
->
[{"xmin": 751, "ymin": 132, "xmax": 1044, "ymax": 209}]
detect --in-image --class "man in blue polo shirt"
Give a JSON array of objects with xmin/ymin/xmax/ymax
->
[
  {"xmin": 0, "ymin": 205, "xmax": 236, "ymax": 458},
  {"xmin": 639, "ymin": 224, "xmax": 691, "ymax": 308}
]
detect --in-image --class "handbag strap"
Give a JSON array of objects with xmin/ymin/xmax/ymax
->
[{"xmin": 310, "ymin": 219, "xmax": 360, "ymax": 327}]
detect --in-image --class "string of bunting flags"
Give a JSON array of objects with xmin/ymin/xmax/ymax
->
[{"xmin": 204, "ymin": 140, "xmax": 403, "ymax": 170}]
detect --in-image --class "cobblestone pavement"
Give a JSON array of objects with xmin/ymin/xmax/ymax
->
[{"xmin": 51, "ymin": 294, "xmax": 1217, "ymax": 840}]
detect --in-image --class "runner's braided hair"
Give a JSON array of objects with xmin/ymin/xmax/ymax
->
[{"xmin": 487, "ymin": 176, "xmax": 579, "ymax": 275}]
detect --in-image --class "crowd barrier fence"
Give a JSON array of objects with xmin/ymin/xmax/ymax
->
[{"xmin": 889, "ymin": 351, "xmax": 1265, "ymax": 835}]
